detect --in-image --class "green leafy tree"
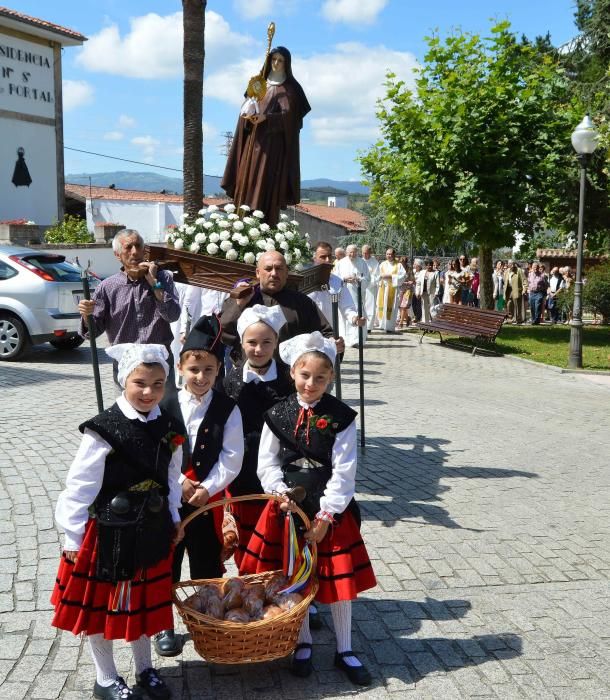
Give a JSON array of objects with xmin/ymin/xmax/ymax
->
[
  {"xmin": 44, "ymin": 215, "xmax": 93, "ymax": 244},
  {"xmin": 360, "ymin": 21, "xmax": 575, "ymax": 308},
  {"xmin": 583, "ymin": 261, "xmax": 610, "ymax": 322}
]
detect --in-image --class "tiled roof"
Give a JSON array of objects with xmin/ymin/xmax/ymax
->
[
  {"xmin": 537, "ymin": 248, "xmax": 609, "ymax": 260},
  {"xmin": 0, "ymin": 6, "xmax": 86, "ymax": 42},
  {"xmin": 295, "ymin": 203, "xmax": 367, "ymax": 232},
  {"xmin": 65, "ymin": 183, "xmax": 228, "ymax": 207}
]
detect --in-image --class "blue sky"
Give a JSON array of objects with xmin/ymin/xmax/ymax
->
[{"xmin": 11, "ymin": 0, "xmax": 580, "ymax": 183}]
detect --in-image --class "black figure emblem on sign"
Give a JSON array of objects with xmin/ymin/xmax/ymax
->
[{"xmin": 12, "ymin": 147, "xmax": 32, "ymax": 187}]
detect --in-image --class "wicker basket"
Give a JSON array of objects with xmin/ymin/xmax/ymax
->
[{"xmin": 172, "ymin": 494, "xmax": 318, "ymax": 664}]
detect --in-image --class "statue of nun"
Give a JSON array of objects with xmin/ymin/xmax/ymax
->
[{"xmin": 12, "ymin": 147, "xmax": 32, "ymax": 187}]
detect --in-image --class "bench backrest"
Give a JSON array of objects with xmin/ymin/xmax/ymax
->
[{"xmin": 436, "ymin": 304, "xmax": 507, "ymax": 334}]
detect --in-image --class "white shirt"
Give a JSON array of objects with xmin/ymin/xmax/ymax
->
[
  {"xmin": 243, "ymin": 358, "xmax": 278, "ymax": 384},
  {"xmin": 180, "ymin": 286, "xmax": 228, "ymax": 335},
  {"xmin": 257, "ymin": 396, "xmax": 357, "ymax": 516},
  {"xmin": 308, "ymin": 272, "xmax": 358, "ymax": 328},
  {"xmin": 363, "ymin": 256, "xmax": 380, "ymax": 286},
  {"xmin": 378, "ymin": 260, "xmax": 406, "ymax": 288},
  {"xmin": 177, "ymin": 388, "xmax": 244, "ymax": 497},
  {"xmin": 55, "ymin": 394, "xmax": 183, "ymax": 552}
]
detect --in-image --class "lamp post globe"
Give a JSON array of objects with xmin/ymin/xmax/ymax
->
[{"xmin": 568, "ymin": 115, "xmax": 598, "ymax": 369}]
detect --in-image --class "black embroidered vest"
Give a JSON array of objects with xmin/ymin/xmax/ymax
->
[
  {"xmin": 223, "ymin": 364, "xmax": 292, "ymax": 495},
  {"xmin": 161, "ymin": 389, "xmax": 236, "ymax": 483}
]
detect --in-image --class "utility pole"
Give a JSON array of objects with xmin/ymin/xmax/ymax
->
[{"xmin": 221, "ymin": 131, "xmax": 234, "ymax": 157}]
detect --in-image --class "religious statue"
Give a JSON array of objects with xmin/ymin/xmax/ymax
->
[
  {"xmin": 12, "ymin": 147, "xmax": 32, "ymax": 187},
  {"xmin": 221, "ymin": 24, "xmax": 310, "ymax": 228}
]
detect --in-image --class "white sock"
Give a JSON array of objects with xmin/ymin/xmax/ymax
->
[
  {"xmin": 295, "ymin": 613, "xmax": 312, "ymax": 660},
  {"xmin": 331, "ymin": 600, "xmax": 361, "ymax": 667},
  {"xmin": 88, "ymin": 634, "xmax": 117, "ymax": 688},
  {"xmin": 130, "ymin": 635, "xmax": 152, "ymax": 675}
]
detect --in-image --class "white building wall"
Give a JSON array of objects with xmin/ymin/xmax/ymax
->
[{"xmin": 86, "ymin": 199, "xmax": 183, "ymax": 242}]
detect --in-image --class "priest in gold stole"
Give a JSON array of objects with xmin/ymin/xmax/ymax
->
[{"xmin": 376, "ymin": 248, "xmax": 406, "ymax": 332}]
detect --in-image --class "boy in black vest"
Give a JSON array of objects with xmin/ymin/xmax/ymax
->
[{"xmin": 154, "ymin": 315, "xmax": 244, "ymax": 657}]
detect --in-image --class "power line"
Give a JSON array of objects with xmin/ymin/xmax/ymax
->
[{"xmin": 64, "ymin": 146, "xmax": 223, "ymax": 179}]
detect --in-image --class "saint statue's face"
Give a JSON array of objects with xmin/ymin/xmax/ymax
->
[{"xmin": 271, "ymin": 53, "xmax": 285, "ymax": 73}]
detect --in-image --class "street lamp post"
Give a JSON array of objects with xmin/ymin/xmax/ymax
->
[{"xmin": 568, "ymin": 115, "xmax": 599, "ymax": 369}]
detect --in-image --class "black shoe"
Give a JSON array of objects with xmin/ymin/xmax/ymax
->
[
  {"xmin": 290, "ymin": 643, "xmax": 313, "ymax": 678},
  {"xmin": 334, "ymin": 651, "xmax": 372, "ymax": 686},
  {"xmin": 153, "ymin": 629, "xmax": 181, "ymax": 657},
  {"xmin": 93, "ymin": 677, "xmax": 138, "ymax": 699},
  {"xmin": 308, "ymin": 608, "xmax": 323, "ymax": 630},
  {"xmin": 136, "ymin": 667, "xmax": 171, "ymax": 699}
]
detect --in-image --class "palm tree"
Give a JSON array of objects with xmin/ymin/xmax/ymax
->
[{"xmin": 182, "ymin": 0, "xmax": 206, "ymax": 218}]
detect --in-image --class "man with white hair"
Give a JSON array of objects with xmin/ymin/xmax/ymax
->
[
  {"xmin": 78, "ymin": 229, "xmax": 181, "ymax": 386},
  {"xmin": 335, "ymin": 244, "xmax": 370, "ymax": 346},
  {"xmin": 333, "ymin": 246, "xmax": 346, "ymax": 273},
  {"xmin": 361, "ymin": 245, "xmax": 379, "ymax": 331}
]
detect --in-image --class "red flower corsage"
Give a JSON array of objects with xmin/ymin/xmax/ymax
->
[
  {"xmin": 308, "ymin": 414, "xmax": 335, "ymax": 434},
  {"xmin": 164, "ymin": 431, "xmax": 186, "ymax": 452}
]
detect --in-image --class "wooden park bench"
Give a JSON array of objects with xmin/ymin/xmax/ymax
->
[{"xmin": 418, "ymin": 304, "xmax": 508, "ymax": 356}]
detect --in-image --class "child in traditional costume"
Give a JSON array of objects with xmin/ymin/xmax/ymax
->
[
  {"xmin": 52, "ymin": 343, "xmax": 182, "ymax": 700},
  {"xmin": 154, "ymin": 315, "xmax": 244, "ymax": 657},
  {"xmin": 240, "ymin": 331, "xmax": 376, "ymax": 685},
  {"xmin": 222, "ymin": 304, "xmax": 292, "ymax": 567}
]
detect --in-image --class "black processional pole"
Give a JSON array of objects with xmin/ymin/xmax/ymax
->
[
  {"xmin": 330, "ymin": 291, "xmax": 342, "ymax": 400},
  {"xmin": 356, "ymin": 280, "xmax": 365, "ymax": 453},
  {"xmin": 79, "ymin": 260, "xmax": 104, "ymax": 413}
]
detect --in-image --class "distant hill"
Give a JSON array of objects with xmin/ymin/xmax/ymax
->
[{"xmin": 66, "ymin": 171, "xmax": 369, "ymax": 197}]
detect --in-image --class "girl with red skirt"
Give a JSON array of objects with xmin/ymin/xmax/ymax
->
[
  {"xmin": 51, "ymin": 344, "xmax": 184, "ymax": 700},
  {"xmin": 240, "ymin": 332, "xmax": 376, "ymax": 686}
]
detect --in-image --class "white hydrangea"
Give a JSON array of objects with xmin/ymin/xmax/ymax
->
[
  {"xmin": 195, "ymin": 232, "xmax": 206, "ymax": 243},
  {"xmin": 256, "ymin": 239, "xmax": 267, "ymax": 250},
  {"xmin": 180, "ymin": 212, "xmax": 188, "ymax": 220},
  {"xmin": 233, "ymin": 220, "xmax": 244, "ymax": 231},
  {"xmin": 173, "ymin": 238, "xmax": 184, "ymax": 250},
  {"xmin": 226, "ymin": 249, "xmax": 238, "ymax": 261},
  {"xmin": 178, "ymin": 224, "xmax": 187, "ymax": 233},
  {"xmin": 265, "ymin": 242, "xmax": 276, "ymax": 252},
  {"xmin": 209, "ymin": 212, "xmax": 220, "ymax": 220},
  {"xmin": 293, "ymin": 248, "xmax": 301, "ymax": 259},
  {"xmin": 207, "ymin": 204, "xmax": 219, "ymax": 213},
  {"xmin": 239, "ymin": 204, "xmax": 251, "ymax": 212},
  {"xmin": 253, "ymin": 210, "xmax": 264, "ymax": 219},
  {"xmin": 220, "ymin": 240, "xmax": 233, "ymax": 252},
  {"xmin": 279, "ymin": 241, "xmax": 289, "ymax": 251},
  {"xmin": 186, "ymin": 225, "xmax": 196, "ymax": 235},
  {"xmin": 290, "ymin": 220, "xmax": 299, "ymax": 227},
  {"xmin": 256, "ymin": 252, "xmax": 264, "ymax": 262},
  {"xmin": 189, "ymin": 242, "xmax": 200, "ymax": 253},
  {"xmin": 195, "ymin": 217, "xmax": 205, "ymax": 225},
  {"xmin": 249, "ymin": 228, "xmax": 260, "ymax": 239},
  {"xmin": 209, "ymin": 232, "xmax": 220, "ymax": 243},
  {"xmin": 238, "ymin": 235, "xmax": 249, "ymax": 246},
  {"xmin": 243, "ymin": 216, "xmax": 255, "ymax": 226},
  {"xmin": 224, "ymin": 203, "xmax": 236, "ymax": 213},
  {"xmin": 218, "ymin": 219, "xmax": 230, "ymax": 229},
  {"xmin": 206, "ymin": 242, "xmax": 219, "ymax": 255},
  {"xmin": 219, "ymin": 231, "xmax": 231, "ymax": 241},
  {"xmin": 232, "ymin": 233, "xmax": 241, "ymax": 242},
  {"xmin": 280, "ymin": 213, "xmax": 289, "ymax": 221},
  {"xmin": 284, "ymin": 252, "xmax": 293, "ymax": 265},
  {"xmin": 165, "ymin": 233, "xmax": 173, "ymax": 243},
  {"xmin": 203, "ymin": 221, "xmax": 214, "ymax": 230},
  {"xmin": 244, "ymin": 251, "xmax": 256, "ymax": 265},
  {"xmin": 198, "ymin": 208, "xmax": 206, "ymax": 215},
  {"xmin": 294, "ymin": 263, "xmax": 305, "ymax": 271},
  {"xmin": 285, "ymin": 230, "xmax": 294, "ymax": 241},
  {"xmin": 227, "ymin": 213, "xmax": 239, "ymax": 221},
  {"xmin": 260, "ymin": 223, "xmax": 270, "ymax": 232},
  {"xmin": 277, "ymin": 222, "xmax": 288, "ymax": 232},
  {"xmin": 275, "ymin": 232, "xmax": 285, "ymax": 242}
]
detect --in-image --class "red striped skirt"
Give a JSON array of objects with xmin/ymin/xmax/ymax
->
[
  {"xmin": 239, "ymin": 501, "xmax": 376, "ymax": 604},
  {"xmin": 226, "ymin": 490, "xmax": 266, "ymax": 569},
  {"xmin": 51, "ymin": 519, "xmax": 173, "ymax": 641}
]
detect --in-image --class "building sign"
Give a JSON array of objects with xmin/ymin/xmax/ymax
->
[{"xmin": 0, "ymin": 34, "xmax": 55, "ymax": 119}]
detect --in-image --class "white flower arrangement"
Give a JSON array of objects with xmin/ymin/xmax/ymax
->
[{"xmin": 165, "ymin": 206, "xmax": 311, "ymax": 270}]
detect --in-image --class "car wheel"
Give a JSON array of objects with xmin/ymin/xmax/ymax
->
[
  {"xmin": 49, "ymin": 335, "xmax": 85, "ymax": 351},
  {"xmin": 0, "ymin": 314, "xmax": 30, "ymax": 361}
]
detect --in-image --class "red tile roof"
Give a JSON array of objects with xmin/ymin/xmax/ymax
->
[
  {"xmin": 0, "ymin": 6, "xmax": 86, "ymax": 42},
  {"xmin": 537, "ymin": 248, "xmax": 609, "ymax": 260},
  {"xmin": 295, "ymin": 203, "xmax": 367, "ymax": 232},
  {"xmin": 65, "ymin": 183, "xmax": 228, "ymax": 207}
]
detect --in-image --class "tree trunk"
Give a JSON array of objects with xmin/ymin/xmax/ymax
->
[
  {"xmin": 183, "ymin": 0, "xmax": 206, "ymax": 219},
  {"xmin": 479, "ymin": 245, "xmax": 494, "ymax": 310}
]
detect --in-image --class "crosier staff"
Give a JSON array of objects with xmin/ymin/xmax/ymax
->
[
  {"xmin": 356, "ymin": 279, "xmax": 365, "ymax": 453},
  {"xmin": 330, "ymin": 289, "xmax": 342, "ymax": 400},
  {"xmin": 78, "ymin": 259, "xmax": 104, "ymax": 413}
]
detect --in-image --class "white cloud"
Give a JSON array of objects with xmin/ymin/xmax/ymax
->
[
  {"xmin": 76, "ymin": 11, "xmax": 253, "ymax": 79},
  {"xmin": 62, "ymin": 80, "xmax": 94, "ymax": 110},
  {"xmin": 321, "ymin": 0, "xmax": 388, "ymax": 25},
  {"xmin": 118, "ymin": 114, "xmax": 136, "ymax": 128},
  {"xmin": 103, "ymin": 131, "xmax": 124, "ymax": 141},
  {"xmin": 207, "ymin": 43, "xmax": 418, "ymax": 145},
  {"xmin": 131, "ymin": 135, "xmax": 160, "ymax": 159},
  {"xmin": 233, "ymin": 0, "xmax": 272, "ymax": 19}
]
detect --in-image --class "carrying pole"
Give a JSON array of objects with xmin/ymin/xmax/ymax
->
[
  {"xmin": 330, "ymin": 291, "xmax": 342, "ymax": 400},
  {"xmin": 80, "ymin": 261, "xmax": 104, "ymax": 413},
  {"xmin": 356, "ymin": 280, "xmax": 365, "ymax": 453}
]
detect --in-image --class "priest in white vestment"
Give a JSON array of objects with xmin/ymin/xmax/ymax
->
[
  {"xmin": 335, "ymin": 245, "xmax": 370, "ymax": 347},
  {"xmin": 362, "ymin": 245, "xmax": 380, "ymax": 331},
  {"xmin": 377, "ymin": 248, "xmax": 406, "ymax": 332}
]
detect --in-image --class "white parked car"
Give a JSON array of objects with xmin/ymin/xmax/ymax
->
[{"xmin": 0, "ymin": 245, "xmax": 99, "ymax": 361}]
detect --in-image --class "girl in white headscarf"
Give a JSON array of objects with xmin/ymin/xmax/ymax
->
[{"xmin": 51, "ymin": 343, "xmax": 183, "ymax": 700}]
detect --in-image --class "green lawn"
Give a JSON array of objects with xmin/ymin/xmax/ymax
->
[{"xmin": 415, "ymin": 324, "xmax": 610, "ymax": 370}]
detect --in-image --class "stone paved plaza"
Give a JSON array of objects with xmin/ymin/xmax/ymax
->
[{"xmin": 1, "ymin": 331, "xmax": 609, "ymax": 699}]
